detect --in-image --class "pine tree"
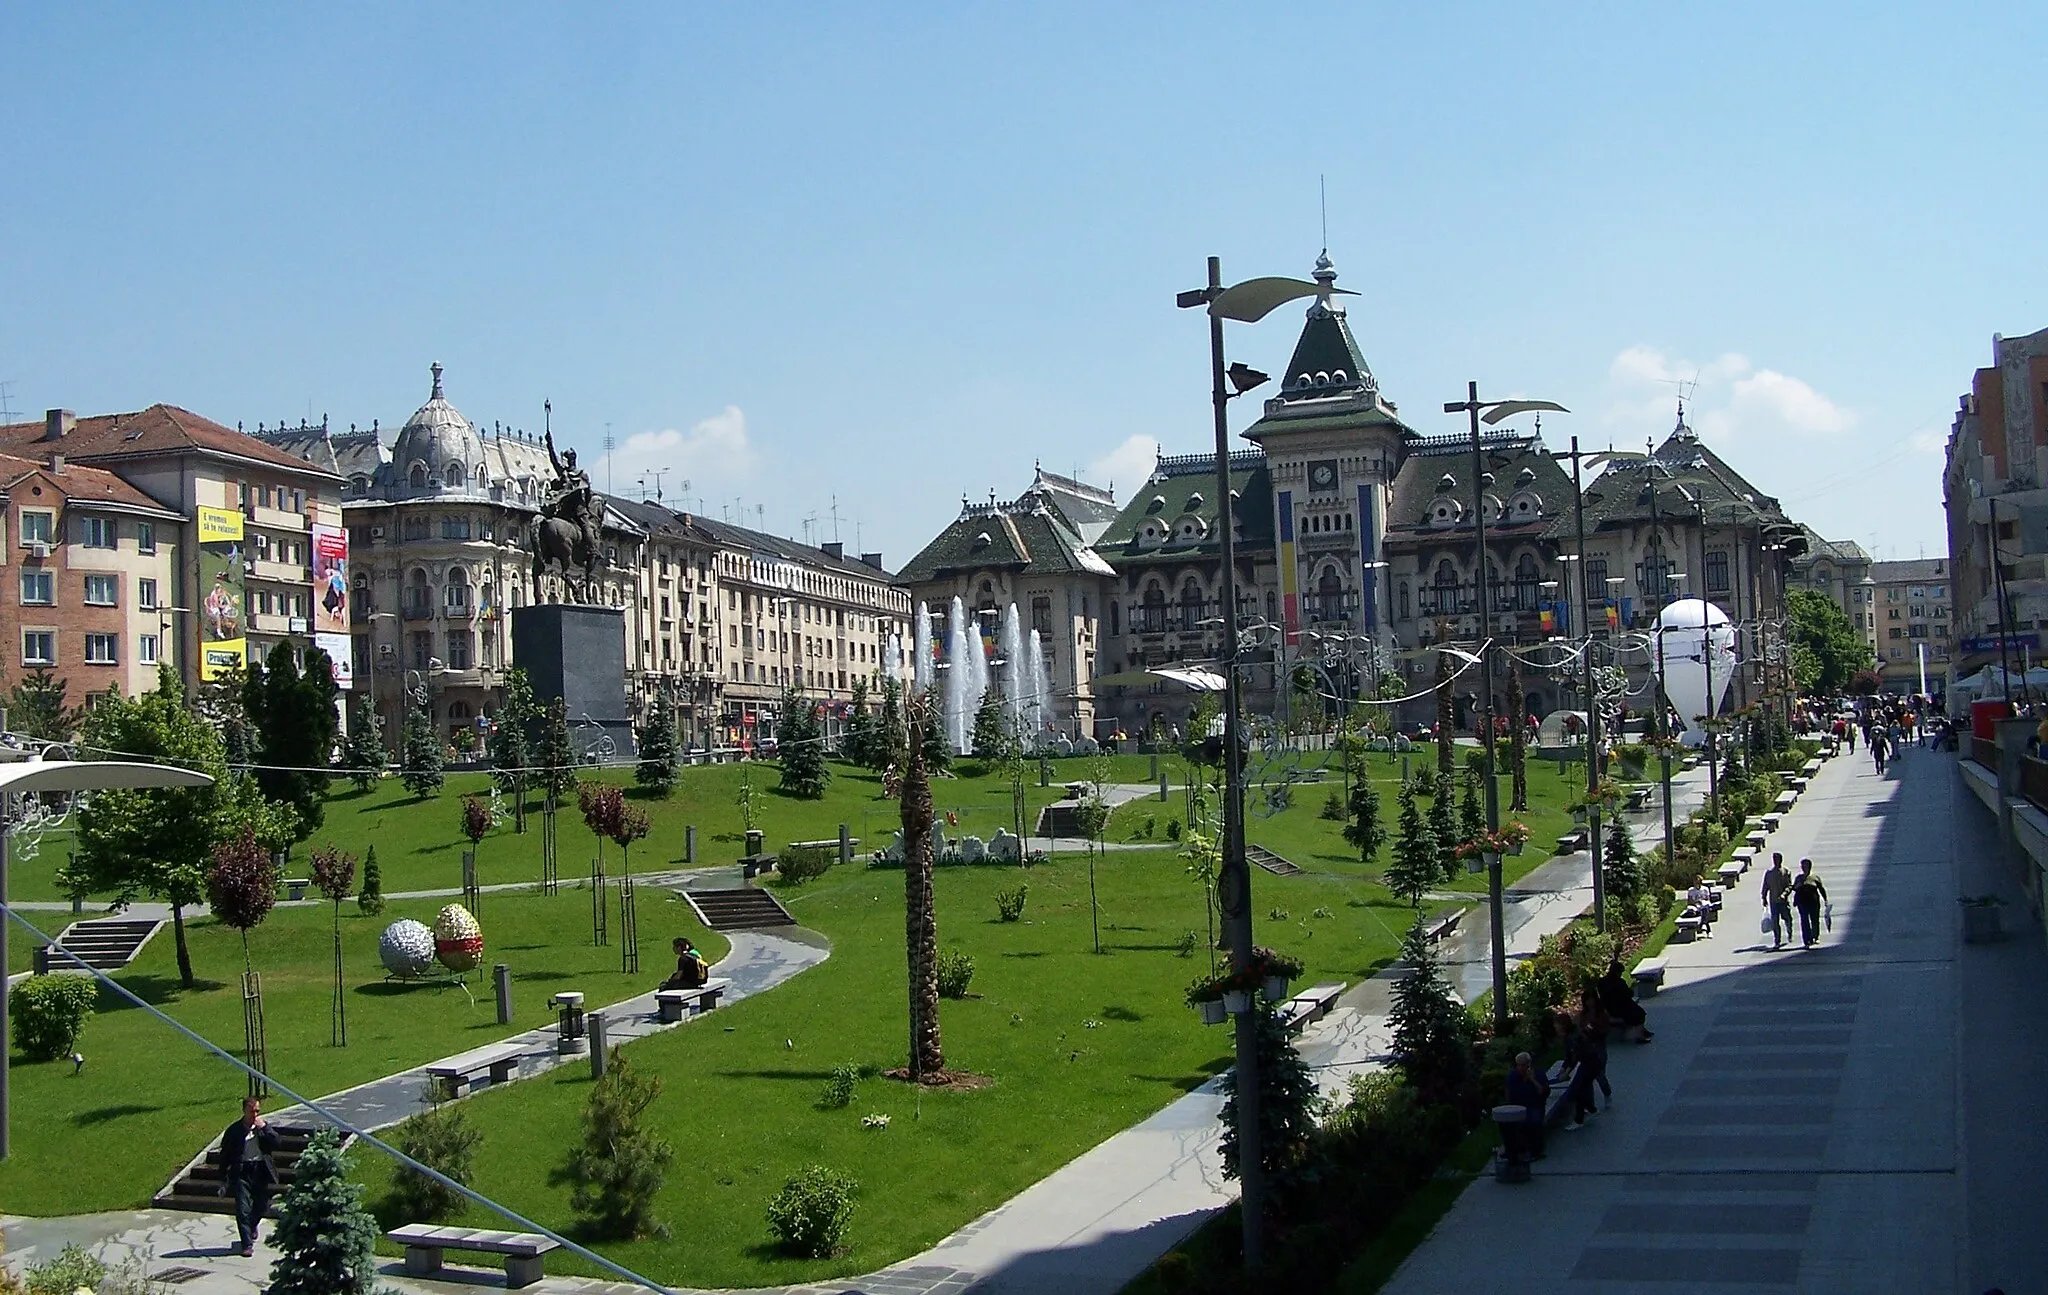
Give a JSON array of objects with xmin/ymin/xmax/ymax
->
[
  {"xmin": 1389, "ymin": 920, "xmax": 1470, "ymax": 1100},
  {"xmin": 491, "ymin": 667, "xmax": 538, "ymax": 832},
  {"xmin": 1459, "ymin": 770, "xmax": 1485, "ymax": 846},
  {"xmin": 243, "ymin": 640, "xmax": 339, "ymax": 840},
  {"xmin": 356, "ymin": 846, "xmax": 383, "ymax": 916},
  {"xmin": 634, "ymin": 680, "xmax": 680, "ymax": 797},
  {"xmin": 1434, "ymin": 649, "xmax": 1455, "ymax": 782},
  {"xmin": 1428, "ymin": 781, "xmax": 1460, "ymax": 883},
  {"xmin": 1507, "ymin": 668, "xmax": 1529, "ymax": 812},
  {"xmin": 554, "ymin": 1051, "xmax": 674, "ymax": 1239},
  {"xmin": 841, "ymin": 677, "xmax": 876, "ymax": 767},
  {"xmin": 7, "ymin": 666, "xmax": 78, "ymax": 741},
  {"xmin": 775, "ymin": 686, "xmax": 830, "ymax": 799},
  {"xmin": 919, "ymin": 706, "xmax": 952, "ymax": 775},
  {"xmin": 1342, "ymin": 774, "xmax": 1386, "ymax": 863},
  {"xmin": 1386, "ymin": 780, "xmax": 1437, "ymax": 907},
  {"xmin": 971, "ymin": 686, "xmax": 1010, "ymax": 763},
  {"xmin": 339, "ymin": 697, "xmax": 384, "ymax": 793},
  {"xmin": 536, "ymin": 699, "xmax": 577, "ymax": 815},
  {"xmin": 399, "ymin": 693, "xmax": 444, "ymax": 799},
  {"xmin": 1603, "ymin": 814, "xmax": 1643, "ymax": 903},
  {"xmin": 265, "ymin": 1129, "xmax": 381, "ymax": 1295},
  {"xmin": 1217, "ymin": 1003, "xmax": 1319, "ymax": 1186},
  {"xmin": 874, "ymin": 677, "xmax": 908, "ymax": 772}
]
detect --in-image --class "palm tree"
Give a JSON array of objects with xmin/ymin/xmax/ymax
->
[{"xmin": 902, "ymin": 696, "xmax": 944, "ymax": 1081}]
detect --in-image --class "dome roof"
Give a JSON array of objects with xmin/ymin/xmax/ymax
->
[{"xmin": 392, "ymin": 363, "xmax": 485, "ymax": 483}]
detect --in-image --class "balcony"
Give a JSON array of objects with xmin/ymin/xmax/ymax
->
[
  {"xmin": 443, "ymin": 602, "xmax": 475, "ymax": 621},
  {"xmin": 247, "ymin": 558, "xmax": 306, "ymax": 584},
  {"xmin": 248, "ymin": 505, "xmax": 309, "ymax": 533},
  {"xmin": 402, "ymin": 604, "xmax": 435, "ymax": 622}
]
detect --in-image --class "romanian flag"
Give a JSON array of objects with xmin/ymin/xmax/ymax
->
[
  {"xmin": 1605, "ymin": 602, "xmax": 1621, "ymax": 630},
  {"xmin": 1539, "ymin": 607, "xmax": 1555, "ymax": 634}
]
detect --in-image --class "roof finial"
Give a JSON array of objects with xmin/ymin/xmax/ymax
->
[{"xmin": 431, "ymin": 361, "xmax": 445, "ymax": 400}]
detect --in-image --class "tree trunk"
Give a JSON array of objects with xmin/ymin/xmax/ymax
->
[
  {"xmin": 1435, "ymin": 648, "xmax": 1455, "ymax": 781},
  {"xmin": 902, "ymin": 704, "xmax": 944, "ymax": 1080},
  {"xmin": 172, "ymin": 902, "xmax": 194, "ymax": 987},
  {"xmin": 1508, "ymin": 668, "xmax": 1528, "ymax": 812}
]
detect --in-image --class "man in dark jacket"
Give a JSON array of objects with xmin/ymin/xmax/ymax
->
[{"xmin": 218, "ymin": 1096, "xmax": 281, "ymax": 1256}]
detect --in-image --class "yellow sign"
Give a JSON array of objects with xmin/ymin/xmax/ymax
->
[
  {"xmin": 197, "ymin": 505, "xmax": 244, "ymax": 545},
  {"xmin": 197, "ymin": 504, "xmax": 247, "ymax": 680}
]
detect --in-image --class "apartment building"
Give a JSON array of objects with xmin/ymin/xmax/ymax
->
[
  {"xmin": 1869, "ymin": 557, "xmax": 1953, "ymax": 694},
  {"xmin": 1944, "ymin": 326, "xmax": 2048, "ymax": 680}
]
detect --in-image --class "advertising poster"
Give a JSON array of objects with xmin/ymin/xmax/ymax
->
[
  {"xmin": 316, "ymin": 632, "xmax": 355, "ymax": 690},
  {"xmin": 197, "ymin": 505, "xmax": 246, "ymax": 680},
  {"xmin": 312, "ymin": 523, "xmax": 349, "ymax": 635}
]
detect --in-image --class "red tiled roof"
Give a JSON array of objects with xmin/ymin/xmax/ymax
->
[
  {"xmin": 0, "ymin": 404, "xmax": 341, "ymax": 478},
  {"xmin": 0, "ymin": 451, "xmax": 183, "ymax": 515}
]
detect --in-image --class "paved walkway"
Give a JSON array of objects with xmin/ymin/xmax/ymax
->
[{"xmin": 1381, "ymin": 741, "xmax": 2048, "ymax": 1293}]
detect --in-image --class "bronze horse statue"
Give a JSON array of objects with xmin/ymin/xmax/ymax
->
[{"xmin": 531, "ymin": 514, "xmax": 599, "ymax": 601}]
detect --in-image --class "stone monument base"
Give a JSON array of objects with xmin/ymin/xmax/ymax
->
[{"xmin": 511, "ymin": 603, "xmax": 635, "ymax": 761}]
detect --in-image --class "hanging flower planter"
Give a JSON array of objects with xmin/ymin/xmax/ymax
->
[
  {"xmin": 1198, "ymin": 998, "xmax": 1228, "ymax": 1026},
  {"xmin": 1263, "ymin": 975, "xmax": 1292, "ymax": 1002},
  {"xmin": 1222, "ymin": 988, "xmax": 1253, "ymax": 1015}
]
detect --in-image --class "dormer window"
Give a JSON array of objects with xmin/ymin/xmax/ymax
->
[
  {"xmin": 409, "ymin": 463, "xmax": 428, "ymax": 489},
  {"xmin": 445, "ymin": 463, "xmax": 466, "ymax": 488}
]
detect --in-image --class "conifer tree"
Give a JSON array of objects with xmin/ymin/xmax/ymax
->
[
  {"xmin": 356, "ymin": 846, "xmax": 383, "ymax": 916},
  {"xmin": 841, "ymin": 677, "xmax": 876, "ymax": 767},
  {"xmin": 265, "ymin": 1129, "xmax": 381, "ymax": 1295},
  {"xmin": 1389, "ymin": 920, "xmax": 1470, "ymax": 1100},
  {"xmin": 1428, "ymin": 780, "xmax": 1460, "ymax": 882},
  {"xmin": 339, "ymin": 697, "xmax": 384, "ymax": 793},
  {"xmin": 775, "ymin": 686, "xmax": 830, "ymax": 799},
  {"xmin": 874, "ymin": 676, "xmax": 908, "ymax": 772},
  {"xmin": 634, "ymin": 680, "xmax": 680, "ymax": 798},
  {"xmin": 1217, "ymin": 1003, "xmax": 1318, "ymax": 1187},
  {"xmin": 1342, "ymin": 772, "xmax": 1386, "ymax": 863},
  {"xmin": 243, "ymin": 641, "xmax": 340, "ymax": 840},
  {"xmin": 399, "ymin": 693, "xmax": 444, "ymax": 799},
  {"xmin": 1459, "ymin": 769, "xmax": 1485, "ymax": 847},
  {"xmin": 1386, "ymin": 779, "xmax": 1438, "ymax": 907},
  {"xmin": 491, "ymin": 667, "xmax": 538, "ymax": 831},
  {"xmin": 555, "ymin": 1051, "xmax": 674, "ymax": 1239},
  {"xmin": 1603, "ymin": 814, "xmax": 1643, "ymax": 903},
  {"xmin": 971, "ymin": 686, "xmax": 1010, "ymax": 763}
]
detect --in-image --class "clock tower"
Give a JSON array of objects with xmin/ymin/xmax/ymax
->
[{"xmin": 1241, "ymin": 253, "xmax": 1417, "ymax": 657}]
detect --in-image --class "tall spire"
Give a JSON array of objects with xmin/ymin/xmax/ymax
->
[{"xmin": 430, "ymin": 361, "xmax": 445, "ymax": 400}]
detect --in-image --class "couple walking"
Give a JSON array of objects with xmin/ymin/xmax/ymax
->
[{"xmin": 1761, "ymin": 852, "xmax": 1830, "ymax": 950}]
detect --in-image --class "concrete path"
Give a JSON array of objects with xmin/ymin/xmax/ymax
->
[{"xmin": 1380, "ymin": 740, "xmax": 2048, "ymax": 1293}]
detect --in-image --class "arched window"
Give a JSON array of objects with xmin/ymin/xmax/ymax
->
[
  {"xmin": 1140, "ymin": 581, "xmax": 1166, "ymax": 634},
  {"xmin": 1313, "ymin": 567, "xmax": 1344, "ymax": 623},
  {"xmin": 444, "ymin": 567, "xmax": 471, "ymax": 614},
  {"xmin": 1430, "ymin": 559, "xmax": 1460, "ymax": 614},
  {"xmin": 1178, "ymin": 577, "xmax": 1204, "ymax": 631},
  {"xmin": 449, "ymin": 700, "xmax": 473, "ymax": 721},
  {"xmin": 1398, "ymin": 580, "xmax": 1411, "ymax": 621},
  {"xmin": 408, "ymin": 463, "xmax": 428, "ymax": 490},
  {"xmin": 406, "ymin": 567, "xmax": 430, "ymax": 616},
  {"xmin": 445, "ymin": 462, "xmax": 465, "ymax": 488},
  {"xmin": 1513, "ymin": 554, "xmax": 1540, "ymax": 612}
]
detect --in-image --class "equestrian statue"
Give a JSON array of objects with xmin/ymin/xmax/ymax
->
[{"xmin": 533, "ymin": 431, "xmax": 604, "ymax": 601}]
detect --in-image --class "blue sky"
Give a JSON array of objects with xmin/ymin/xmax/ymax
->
[{"xmin": 5, "ymin": 4, "xmax": 2039, "ymax": 568}]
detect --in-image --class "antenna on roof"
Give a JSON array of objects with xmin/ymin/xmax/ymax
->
[
  {"xmin": 0, "ymin": 379, "xmax": 17, "ymax": 425},
  {"xmin": 1319, "ymin": 173, "xmax": 1328, "ymax": 254},
  {"xmin": 830, "ymin": 495, "xmax": 841, "ymax": 544},
  {"xmin": 604, "ymin": 422, "xmax": 614, "ymax": 494}
]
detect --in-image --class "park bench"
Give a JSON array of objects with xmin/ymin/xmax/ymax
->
[
  {"xmin": 1422, "ymin": 908, "xmax": 1466, "ymax": 944},
  {"xmin": 1625, "ymin": 787, "xmax": 1651, "ymax": 814},
  {"xmin": 1632, "ymin": 955, "xmax": 1668, "ymax": 995},
  {"xmin": 1543, "ymin": 1059, "xmax": 1581, "ymax": 1126},
  {"xmin": 1672, "ymin": 909, "xmax": 1704, "ymax": 942},
  {"xmin": 1744, "ymin": 829, "xmax": 1768, "ymax": 851},
  {"xmin": 283, "ymin": 877, "xmax": 310, "ymax": 901},
  {"xmin": 1277, "ymin": 982, "xmax": 1346, "ymax": 1033},
  {"xmin": 1730, "ymin": 847, "xmax": 1755, "ymax": 868},
  {"xmin": 1716, "ymin": 861, "xmax": 1744, "ymax": 888},
  {"xmin": 1802, "ymin": 758, "xmax": 1824, "ymax": 777},
  {"xmin": 389, "ymin": 1226, "xmax": 559, "ymax": 1289},
  {"xmin": 1556, "ymin": 829, "xmax": 1590, "ymax": 854},
  {"xmin": 423, "ymin": 1042, "xmax": 527, "ymax": 1097},
  {"xmin": 655, "ymin": 978, "xmax": 730, "ymax": 1022},
  {"xmin": 1761, "ymin": 812, "xmax": 1783, "ymax": 832},
  {"xmin": 1773, "ymin": 790, "xmax": 1798, "ymax": 813},
  {"xmin": 740, "ymin": 854, "xmax": 777, "ymax": 881}
]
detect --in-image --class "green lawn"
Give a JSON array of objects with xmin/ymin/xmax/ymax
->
[
  {"xmin": 6, "ymin": 755, "xmax": 1185, "ymax": 904},
  {"xmin": 0, "ymin": 889, "xmax": 726, "ymax": 1216},
  {"xmin": 353, "ymin": 842, "xmax": 1419, "ymax": 1289}
]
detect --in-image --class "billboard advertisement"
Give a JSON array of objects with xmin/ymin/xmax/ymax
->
[
  {"xmin": 197, "ymin": 505, "xmax": 246, "ymax": 680},
  {"xmin": 313, "ymin": 523, "xmax": 349, "ymax": 635},
  {"xmin": 316, "ymin": 632, "xmax": 355, "ymax": 690}
]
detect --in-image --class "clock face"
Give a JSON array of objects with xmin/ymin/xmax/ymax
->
[{"xmin": 1309, "ymin": 459, "xmax": 1339, "ymax": 491}]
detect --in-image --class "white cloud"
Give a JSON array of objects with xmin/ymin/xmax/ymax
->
[
  {"xmin": 609, "ymin": 405, "xmax": 757, "ymax": 496},
  {"xmin": 1602, "ymin": 346, "xmax": 1854, "ymax": 444},
  {"xmin": 1086, "ymin": 434, "xmax": 1159, "ymax": 500}
]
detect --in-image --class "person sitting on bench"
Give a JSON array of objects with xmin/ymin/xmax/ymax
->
[
  {"xmin": 661, "ymin": 938, "xmax": 709, "ymax": 990},
  {"xmin": 1598, "ymin": 958, "xmax": 1653, "ymax": 1041}
]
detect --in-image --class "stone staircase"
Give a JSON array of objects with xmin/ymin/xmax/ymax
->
[
  {"xmin": 1247, "ymin": 845, "xmax": 1303, "ymax": 876},
  {"xmin": 682, "ymin": 887, "xmax": 796, "ymax": 930},
  {"xmin": 37, "ymin": 917, "xmax": 162, "ymax": 972},
  {"xmin": 1035, "ymin": 801, "xmax": 1088, "ymax": 837},
  {"xmin": 152, "ymin": 1124, "xmax": 345, "ymax": 1215}
]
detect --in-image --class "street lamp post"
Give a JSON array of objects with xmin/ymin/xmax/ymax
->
[
  {"xmin": 1177, "ymin": 257, "xmax": 1345, "ymax": 1268},
  {"xmin": 1442, "ymin": 385, "xmax": 1568, "ymax": 1034},
  {"xmin": 1, "ymin": 755, "xmax": 216, "ymax": 1159}
]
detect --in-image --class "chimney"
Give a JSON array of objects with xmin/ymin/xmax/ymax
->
[
  {"xmin": 50, "ymin": 454, "xmax": 64, "ymax": 475},
  {"xmin": 44, "ymin": 409, "xmax": 74, "ymax": 443},
  {"xmin": 860, "ymin": 552, "xmax": 884, "ymax": 570},
  {"xmin": 821, "ymin": 541, "xmax": 844, "ymax": 560}
]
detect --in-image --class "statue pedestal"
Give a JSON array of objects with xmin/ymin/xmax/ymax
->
[{"xmin": 512, "ymin": 604, "xmax": 636, "ymax": 761}]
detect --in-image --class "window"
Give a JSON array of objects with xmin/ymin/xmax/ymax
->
[
  {"xmin": 1888, "ymin": 627, "xmax": 1904, "ymax": 640},
  {"xmin": 79, "ymin": 516, "xmax": 114, "ymax": 548},
  {"xmin": 21, "ymin": 511, "xmax": 53, "ymax": 545},
  {"xmin": 410, "ymin": 631, "xmax": 433, "ymax": 669},
  {"xmin": 441, "ymin": 515, "xmax": 471, "ymax": 541},
  {"xmin": 139, "ymin": 634, "xmax": 160, "ymax": 665},
  {"xmin": 290, "ymin": 489, "xmax": 304, "ymax": 512},
  {"xmin": 445, "ymin": 463, "xmax": 465, "ymax": 488},
  {"xmin": 137, "ymin": 521, "xmax": 156, "ymax": 554},
  {"xmin": 446, "ymin": 630, "xmax": 473, "ymax": 670},
  {"xmin": 409, "ymin": 464, "xmax": 428, "ymax": 490},
  {"xmin": 22, "ymin": 631, "xmax": 53, "ymax": 665},
  {"xmin": 83, "ymin": 574, "xmax": 117, "ymax": 606},
  {"xmin": 1585, "ymin": 558, "xmax": 1608, "ymax": 599},
  {"xmin": 445, "ymin": 568, "xmax": 471, "ymax": 614},
  {"xmin": 84, "ymin": 633, "xmax": 118, "ymax": 665},
  {"xmin": 1705, "ymin": 550, "xmax": 1730, "ymax": 594}
]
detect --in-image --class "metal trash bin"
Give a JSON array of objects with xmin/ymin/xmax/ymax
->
[
  {"xmin": 554, "ymin": 991, "xmax": 587, "ymax": 1055},
  {"xmin": 1492, "ymin": 1105, "xmax": 1532, "ymax": 1183}
]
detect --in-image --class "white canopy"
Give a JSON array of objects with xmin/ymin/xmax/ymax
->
[
  {"xmin": 1951, "ymin": 664, "xmax": 2048, "ymax": 697},
  {"xmin": 1089, "ymin": 666, "xmax": 1228, "ymax": 692}
]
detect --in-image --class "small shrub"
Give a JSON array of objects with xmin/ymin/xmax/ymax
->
[
  {"xmin": 1140, "ymin": 814, "xmax": 1157, "ymax": 839},
  {"xmin": 8, "ymin": 974, "xmax": 96, "ymax": 1061},
  {"xmin": 389, "ymin": 1098, "xmax": 482, "ymax": 1222},
  {"xmin": 1631, "ymin": 891, "xmax": 1664, "ymax": 927},
  {"xmin": 357, "ymin": 846, "xmax": 385, "ymax": 916},
  {"xmin": 1165, "ymin": 818, "xmax": 1181, "ymax": 841},
  {"xmin": 1319, "ymin": 790, "xmax": 1345, "ymax": 821},
  {"xmin": 995, "ymin": 884, "xmax": 1028, "ymax": 922},
  {"xmin": 775, "ymin": 845, "xmax": 834, "ymax": 887},
  {"xmin": 1268, "ymin": 907, "xmax": 1290, "ymax": 922},
  {"xmin": 554, "ymin": 1051, "xmax": 674, "ymax": 1239},
  {"xmin": 936, "ymin": 949, "xmax": 975, "ymax": 999},
  {"xmin": 1153, "ymin": 1251, "xmax": 1195, "ymax": 1291},
  {"xmin": 819, "ymin": 1064, "xmax": 858, "ymax": 1110},
  {"xmin": 1175, "ymin": 929, "xmax": 1200, "ymax": 958},
  {"xmin": 25, "ymin": 1244, "xmax": 106, "ymax": 1295},
  {"xmin": 766, "ymin": 1164, "xmax": 858, "ymax": 1259},
  {"xmin": 860, "ymin": 1112, "xmax": 890, "ymax": 1129}
]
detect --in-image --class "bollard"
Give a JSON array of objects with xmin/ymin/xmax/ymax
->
[
  {"xmin": 588, "ymin": 1012, "xmax": 608, "ymax": 1079},
  {"xmin": 745, "ymin": 828, "xmax": 764, "ymax": 857},
  {"xmin": 494, "ymin": 963, "xmax": 513, "ymax": 1025},
  {"xmin": 838, "ymin": 823, "xmax": 852, "ymax": 867},
  {"xmin": 554, "ymin": 991, "xmax": 587, "ymax": 1055},
  {"xmin": 685, "ymin": 824, "xmax": 696, "ymax": 865},
  {"xmin": 1149, "ymin": 752, "xmax": 1160, "ymax": 781},
  {"xmin": 1159, "ymin": 766, "xmax": 1170, "ymax": 802}
]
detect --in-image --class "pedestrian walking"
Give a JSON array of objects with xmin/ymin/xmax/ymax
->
[
  {"xmin": 1792, "ymin": 857, "xmax": 1830, "ymax": 948},
  {"xmin": 1579, "ymin": 987, "xmax": 1614, "ymax": 1108},
  {"xmin": 1872, "ymin": 727, "xmax": 1889, "ymax": 775},
  {"xmin": 1761, "ymin": 852, "xmax": 1796, "ymax": 950},
  {"xmin": 217, "ymin": 1095, "xmax": 281, "ymax": 1257},
  {"xmin": 1846, "ymin": 722, "xmax": 1857, "ymax": 753},
  {"xmin": 1558, "ymin": 1011, "xmax": 1599, "ymax": 1127}
]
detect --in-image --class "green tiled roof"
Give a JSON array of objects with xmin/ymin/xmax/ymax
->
[
  {"xmin": 895, "ymin": 505, "xmax": 1106, "ymax": 585},
  {"xmin": 1095, "ymin": 455, "xmax": 1274, "ymax": 567}
]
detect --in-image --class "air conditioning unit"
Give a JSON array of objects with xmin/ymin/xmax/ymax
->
[
  {"xmin": 370, "ymin": 526, "xmax": 385, "ymax": 539},
  {"xmin": 26, "ymin": 542, "xmax": 49, "ymax": 559}
]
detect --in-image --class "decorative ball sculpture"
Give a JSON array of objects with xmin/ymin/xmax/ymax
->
[
  {"xmin": 433, "ymin": 903, "xmax": 484, "ymax": 972},
  {"xmin": 378, "ymin": 919, "xmax": 437, "ymax": 978}
]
